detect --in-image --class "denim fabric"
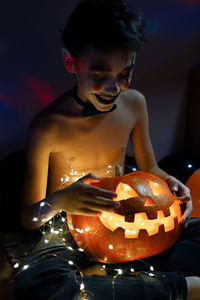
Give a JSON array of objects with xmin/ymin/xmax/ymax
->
[
  {"xmin": 11, "ymin": 251, "xmax": 187, "ymax": 300},
  {"xmin": 11, "ymin": 217, "xmax": 200, "ymax": 300}
]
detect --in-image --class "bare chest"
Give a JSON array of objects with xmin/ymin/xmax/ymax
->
[{"xmin": 48, "ymin": 104, "xmax": 136, "ymax": 192}]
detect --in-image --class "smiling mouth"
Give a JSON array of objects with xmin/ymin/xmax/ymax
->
[{"xmin": 94, "ymin": 93, "xmax": 119, "ymax": 105}]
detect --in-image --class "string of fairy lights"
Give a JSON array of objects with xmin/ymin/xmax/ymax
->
[
  {"xmin": 11, "ymin": 162, "xmax": 195, "ymax": 299},
  {"xmin": 12, "ymin": 201, "xmax": 164, "ymax": 300}
]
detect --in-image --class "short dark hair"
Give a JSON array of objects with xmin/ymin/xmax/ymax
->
[{"xmin": 60, "ymin": 0, "xmax": 145, "ymax": 58}]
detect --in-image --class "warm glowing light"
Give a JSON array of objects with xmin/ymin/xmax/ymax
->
[
  {"xmin": 149, "ymin": 180, "xmax": 167, "ymax": 196},
  {"xmin": 100, "ymin": 200, "xmax": 181, "ymax": 238},
  {"xmin": 115, "ymin": 182, "xmax": 138, "ymax": 201},
  {"xmin": 67, "ymin": 171, "xmax": 183, "ymax": 264},
  {"xmin": 80, "ymin": 283, "xmax": 85, "ymax": 290}
]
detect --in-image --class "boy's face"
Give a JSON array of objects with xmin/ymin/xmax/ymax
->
[{"xmin": 72, "ymin": 46, "xmax": 136, "ymax": 112}]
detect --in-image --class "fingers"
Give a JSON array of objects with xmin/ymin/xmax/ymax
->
[
  {"xmin": 78, "ymin": 208, "xmax": 100, "ymax": 216},
  {"xmin": 177, "ymin": 195, "xmax": 191, "ymax": 202},
  {"xmin": 166, "ymin": 176, "xmax": 191, "ymax": 202},
  {"xmin": 85, "ymin": 185, "xmax": 117, "ymax": 198},
  {"xmin": 84, "ymin": 196, "xmax": 120, "ymax": 211},
  {"xmin": 86, "ymin": 194, "xmax": 119, "ymax": 206},
  {"xmin": 80, "ymin": 173, "xmax": 102, "ymax": 184},
  {"xmin": 78, "ymin": 173, "xmax": 117, "ymax": 198},
  {"xmin": 181, "ymin": 200, "xmax": 193, "ymax": 224}
]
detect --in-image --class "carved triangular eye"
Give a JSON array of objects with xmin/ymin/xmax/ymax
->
[
  {"xmin": 115, "ymin": 183, "xmax": 138, "ymax": 201},
  {"xmin": 144, "ymin": 197, "xmax": 155, "ymax": 206}
]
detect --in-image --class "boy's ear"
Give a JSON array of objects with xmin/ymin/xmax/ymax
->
[{"xmin": 62, "ymin": 48, "xmax": 75, "ymax": 73}]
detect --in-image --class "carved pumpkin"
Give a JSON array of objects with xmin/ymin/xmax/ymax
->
[
  {"xmin": 186, "ymin": 169, "xmax": 200, "ymax": 218},
  {"xmin": 67, "ymin": 171, "xmax": 184, "ymax": 264}
]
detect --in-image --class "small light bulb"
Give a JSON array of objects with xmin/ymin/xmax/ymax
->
[
  {"xmin": 14, "ymin": 263, "xmax": 19, "ymax": 268},
  {"xmin": 22, "ymin": 264, "xmax": 29, "ymax": 271},
  {"xmin": 32, "ymin": 217, "xmax": 38, "ymax": 222},
  {"xmin": 68, "ymin": 261, "xmax": 73, "ymax": 265},
  {"xmin": 40, "ymin": 202, "xmax": 45, "ymax": 207},
  {"xmin": 80, "ymin": 283, "xmax": 85, "ymax": 290},
  {"xmin": 117, "ymin": 269, "xmax": 123, "ymax": 275}
]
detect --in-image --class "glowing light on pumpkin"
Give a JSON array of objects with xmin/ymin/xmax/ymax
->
[
  {"xmin": 67, "ymin": 171, "xmax": 184, "ymax": 263},
  {"xmin": 99, "ymin": 180, "xmax": 181, "ymax": 238}
]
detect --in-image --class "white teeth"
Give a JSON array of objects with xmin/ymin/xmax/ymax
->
[{"xmin": 98, "ymin": 95, "xmax": 114, "ymax": 101}]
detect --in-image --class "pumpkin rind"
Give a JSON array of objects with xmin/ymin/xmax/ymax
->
[{"xmin": 67, "ymin": 171, "xmax": 183, "ymax": 263}]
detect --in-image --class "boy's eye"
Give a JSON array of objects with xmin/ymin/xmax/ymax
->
[
  {"xmin": 119, "ymin": 71, "xmax": 131, "ymax": 79},
  {"xmin": 93, "ymin": 74, "xmax": 107, "ymax": 81}
]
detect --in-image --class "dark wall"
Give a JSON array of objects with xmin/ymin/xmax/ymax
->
[{"xmin": 0, "ymin": 0, "xmax": 200, "ymax": 161}]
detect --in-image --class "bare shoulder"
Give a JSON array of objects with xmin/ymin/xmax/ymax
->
[
  {"xmin": 120, "ymin": 88, "xmax": 147, "ymax": 118},
  {"xmin": 28, "ymin": 111, "xmax": 60, "ymax": 151},
  {"xmin": 122, "ymin": 88, "xmax": 146, "ymax": 107},
  {"xmin": 28, "ymin": 91, "xmax": 72, "ymax": 152}
]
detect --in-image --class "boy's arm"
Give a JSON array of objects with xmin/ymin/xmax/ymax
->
[
  {"xmin": 20, "ymin": 120, "xmax": 63, "ymax": 229},
  {"xmin": 130, "ymin": 91, "xmax": 167, "ymax": 178},
  {"xmin": 130, "ymin": 91, "xmax": 192, "ymax": 224}
]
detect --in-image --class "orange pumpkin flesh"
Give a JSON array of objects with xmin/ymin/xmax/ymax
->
[{"xmin": 67, "ymin": 171, "xmax": 183, "ymax": 264}]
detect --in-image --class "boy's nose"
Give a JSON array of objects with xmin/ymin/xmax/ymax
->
[{"xmin": 105, "ymin": 81, "xmax": 120, "ymax": 96}]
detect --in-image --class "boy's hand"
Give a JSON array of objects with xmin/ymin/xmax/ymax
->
[
  {"xmin": 165, "ymin": 176, "xmax": 193, "ymax": 227},
  {"xmin": 60, "ymin": 173, "xmax": 118, "ymax": 216}
]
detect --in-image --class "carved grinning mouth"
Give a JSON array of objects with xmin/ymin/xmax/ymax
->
[
  {"xmin": 100, "ymin": 200, "xmax": 182, "ymax": 238},
  {"xmin": 99, "ymin": 181, "xmax": 183, "ymax": 239}
]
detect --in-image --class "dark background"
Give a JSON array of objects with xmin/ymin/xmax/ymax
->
[{"xmin": 0, "ymin": 0, "xmax": 200, "ymax": 161}]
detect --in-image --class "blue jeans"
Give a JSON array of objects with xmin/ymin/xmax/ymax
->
[{"xmin": 11, "ymin": 218, "xmax": 200, "ymax": 300}]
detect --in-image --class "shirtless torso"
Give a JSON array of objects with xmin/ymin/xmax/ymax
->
[
  {"xmin": 21, "ymin": 47, "xmax": 161, "ymax": 231},
  {"xmin": 45, "ymin": 88, "xmax": 137, "ymax": 193}
]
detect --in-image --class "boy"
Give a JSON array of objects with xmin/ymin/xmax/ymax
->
[{"xmin": 12, "ymin": 1, "xmax": 200, "ymax": 299}]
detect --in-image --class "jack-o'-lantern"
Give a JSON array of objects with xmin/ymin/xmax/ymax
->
[{"xmin": 67, "ymin": 171, "xmax": 184, "ymax": 263}]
